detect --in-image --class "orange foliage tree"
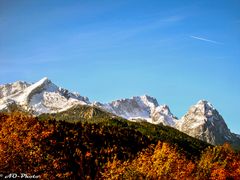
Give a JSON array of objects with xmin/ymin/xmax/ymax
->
[
  {"xmin": 102, "ymin": 141, "xmax": 240, "ymax": 179},
  {"xmin": 196, "ymin": 143, "xmax": 240, "ymax": 179},
  {"xmin": 101, "ymin": 141, "xmax": 195, "ymax": 179},
  {"xmin": 1, "ymin": 112, "xmax": 239, "ymax": 179},
  {"xmin": 0, "ymin": 112, "xmax": 66, "ymax": 179}
]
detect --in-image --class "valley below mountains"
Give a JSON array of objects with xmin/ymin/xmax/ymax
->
[{"xmin": 1, "ymin": 77, "xmax": 239, "ymax": 147}]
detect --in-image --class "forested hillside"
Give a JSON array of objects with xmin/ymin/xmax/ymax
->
[
  {"xmin": 39, "ymin": 105, "xmax": 211, "ymax": 158},
  {"xmin": 0, "ymin": 112, "xmax": 239, "ymax": 179}
]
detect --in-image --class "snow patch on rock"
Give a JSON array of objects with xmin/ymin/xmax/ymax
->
[
  {"xmin": 96, "ymin": 95, "xmax": 177, "ymax": 127},
  {"xmin": 0, "ymin": 77, "xmax": 90, "ymax": 114}
]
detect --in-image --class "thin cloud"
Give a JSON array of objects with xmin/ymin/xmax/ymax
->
[
  {"xmin": 190, "ymin": 35, "xmax": 223, "ymax": 45},
  {"xmin": 107, "ymin": 15, "xmax": 186, "ymax": 40},
  {"xmin": 71, "ymin": 14, "xmax": 186, "ymax": 48}
]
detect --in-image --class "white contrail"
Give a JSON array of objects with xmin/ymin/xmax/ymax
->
[{"xmin": 190, "ymin": 35, "xmax": 222, "ymax": 44}]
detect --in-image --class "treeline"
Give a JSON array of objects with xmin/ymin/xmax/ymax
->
[
  {"xmin": 103, "ymin": 142, "xmax": 240, "ymax": 179},
  {"xmin": 39, "ymin": 105, "xmax": 211, "ymax": 158},
  {"xmin": 0, "ymin": 112, "xmax": 239, "ymax": 179}
]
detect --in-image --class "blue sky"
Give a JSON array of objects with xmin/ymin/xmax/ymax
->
[{"xmin": 0, "ymin": 0, "xmax": 240, "ymax": 133}]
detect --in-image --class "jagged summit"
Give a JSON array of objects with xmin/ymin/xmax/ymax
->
[
  {"xmin": 157, "ymin": 104, "xmax": 171, "ymax": 114},
  {"xmin": 38, "ymin": 76, "xmax": 50, "ymax": 83},
  {"xmin": 138, "ymin": 94, "xmax": 159, "ymax": 108},
  {"xmin": 177, "ymin": 100, "xmax": 239, "ymax": 145},
  {"xmin": 140, "ymin": 94, "xmax": 158, "ymax": 102},
  {"xmin": 0, "ymin": 77, "xmax": 90, "ymax": 114},
  {"xmin": 195, "ymin": 100, "xmax": 215, "ymax": 114},
  {"xmin": 151, "ymin": 104, "xmax": 177, "ymax": 126},
  {"xmin": 0, "ymin": 80, "xmax": 30, "ymax": 98},
  {"xmin": 96, "ymin": 95, "xmax": 177, "ymax": 127},
  {"xmin": 0, "ymin": 78, "xmax": 239, "ymax": 147}
]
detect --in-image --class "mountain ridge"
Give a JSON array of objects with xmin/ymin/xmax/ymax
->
[
  {"xmin": 0, "ymin": 77, "xmax": 90, "ymax": 114},
  {"xmin": 0, "ymin": 77, "xmax": 239, "ymax": 147},
  {"xmin": 95, "ymin": 94, "xmax": 177, "ymax": 127}
]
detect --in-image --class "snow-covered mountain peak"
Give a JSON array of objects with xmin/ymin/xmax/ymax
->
[
  {"xmin": 156, "ymin": 104, "xmax": 171, "ymax": 115},
  {"xmin": 139, "ymin": 95, "xmax": 159, "ymax": 108},
  {"xmin": 29, "ymin": 77, "xmax": 57, "ymax": 92},
  {"xmin": 176, "ymin": 100, "xmax": 237, "ymax": 145},
  {"xmin": 191, "ymin": 100, "xmax": 216, "ymax": 117},
  {"xmin": 1, "ymin": 78, "xmax": 240, "ymax": 147},
  {"xmin": 38, "ymin": 76, "xmax": 50, "ymax": 83},
  {"xmin": 151, "ymin": 104, "xmax": 177, "ymax": 126},
  {"xmin": 10, "ymin": 80, "xmax": 30, "ymax": 87},
  {"xmin": 108, "ymin": 95, "xmax": 158, "ymax": 109},
  {"xmin": 95, "ymin": 95, "xmax": 177, "ymax": 127},
  {"xmin": 0, "ymin": 80, "xmax": 30, "ymax": 98},
  {"xmin": 181, "ymin": 100, "xmax": 218, "ymax": 125},
  {"xmin": 0, "ymin": 77, "xmax": 90, "ymax": 114},
  {"xmin": 196, "ymin": 99, "xmax": 214, "ymax": 109},
  {"xmin": 12, "ymin": 77, "xmax": 58, "ymax": 104}
]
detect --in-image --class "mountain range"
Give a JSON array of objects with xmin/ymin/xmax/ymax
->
[{"xmin": 0, "ymin": 77, "xmax": 239, "ymax": 147}]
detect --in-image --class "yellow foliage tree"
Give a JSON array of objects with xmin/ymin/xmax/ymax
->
[
  {"xmin": 101, "ymin": 141, "xmax": 195, "ymax": 179},
  {"xmin": 0, "ymin": 112, "xmax": 56, "ymax": 178},
  {"xmin": 196, "ymin": 143, "xmax": 240, "ymax": 179}
]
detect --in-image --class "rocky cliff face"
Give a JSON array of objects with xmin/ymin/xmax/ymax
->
[
  {"xmin": 177, "ymin": 100, "xmax": 240, "ymax": 145},
  {"xmin": 151, "ymin": 105, "xmax": 177, "ymax": 126},
  {"xmin": 95, "ymin": 95, "xmax": 177, "ymax": 127}
]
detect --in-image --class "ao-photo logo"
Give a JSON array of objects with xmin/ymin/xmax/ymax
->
[{"xmin": 0, "ymin": 173, "xmax": 40, "ymax": 179}]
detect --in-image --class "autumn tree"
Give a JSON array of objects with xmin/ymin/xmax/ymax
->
[
  {"xmin": 101, "ymin": 141, "xmax": 195, "ymax": 179},
  {"xmin": 0, "ymin": 112, "xmax": 67, "ymax": 179},
  {"xmin": 196, "ymin": 143, "xmax": 240, "ymax": 179}
]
